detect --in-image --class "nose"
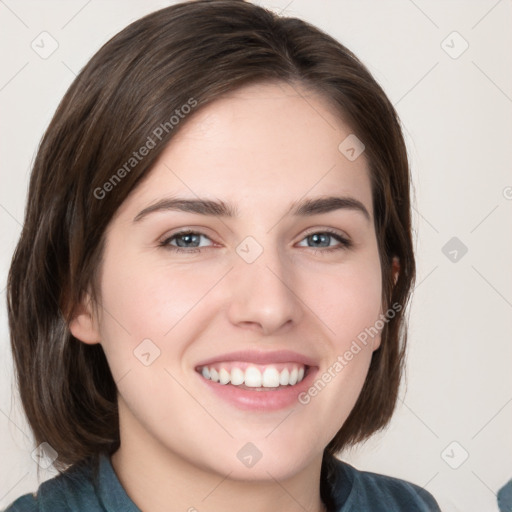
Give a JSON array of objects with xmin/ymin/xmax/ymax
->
[{"xmin": 226, "ymin": 242, "xmax": 303, "ymax": 336}]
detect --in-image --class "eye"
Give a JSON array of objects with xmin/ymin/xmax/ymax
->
[
  {"xmin": 296, "ymin": 229, "xmax": 352, "ymax": 254},
  {"xmin": 159, "ymin": 230, "xmax": 214, "ymax": 253}
]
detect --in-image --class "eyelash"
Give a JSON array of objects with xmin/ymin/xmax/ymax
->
[{"xmin": 158, "ymin": 228, "xmax": 352, "ymax": 255}]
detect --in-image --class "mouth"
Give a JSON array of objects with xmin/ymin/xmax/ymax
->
[{"xmin": 194, "ymin": 351, "xmax": 319, "ymax": 411}]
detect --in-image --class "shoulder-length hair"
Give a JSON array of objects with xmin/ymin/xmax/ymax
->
[{"xmin": 8, "ymin": 0, "xmax": 415, "ymax": 472}]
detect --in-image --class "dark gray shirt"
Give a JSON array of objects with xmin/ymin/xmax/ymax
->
[{"xmin": 4, "ymin": 453, "xmax": 441, "ymax": 511}]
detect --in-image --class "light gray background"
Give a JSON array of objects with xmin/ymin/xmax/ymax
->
[{"xmin": 1, "ymin": 1, "xmax": 511, "ymax": 510}]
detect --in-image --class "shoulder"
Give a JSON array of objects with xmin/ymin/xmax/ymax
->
[
  {"xmin": 325, "ymin": 455, "xmax": 441, "ymax": 512},
  {"xmin": 3, "ymin": 493, "xmax": 38, "ymax": 512},
  {"xmin": 3, "ymin": 458, "xmax": 99, "ymax": 512}
]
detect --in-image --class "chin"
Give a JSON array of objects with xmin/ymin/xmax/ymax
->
[{"xmin": 208, "ymin": 444, "xmax": 319, "ymax": 482}]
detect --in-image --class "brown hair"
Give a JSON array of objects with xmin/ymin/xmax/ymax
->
[{"xmin": 7, "ymin": 0, "xmax": 415, "ymax": 474}]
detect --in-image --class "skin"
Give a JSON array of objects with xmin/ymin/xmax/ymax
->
[{"xmin": 71, "ymin": 81, "xmax": 391, "ymax": 512}]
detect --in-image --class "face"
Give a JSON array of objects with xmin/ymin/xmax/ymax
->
[{"xmin": 74, "ymin": 81, "xmax": 383, "ymax": 481}]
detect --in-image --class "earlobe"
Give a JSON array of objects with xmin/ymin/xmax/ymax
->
[
  {"xmin": 372, "ymin": 323, "xmax": 383, "ymax": 351},
  {"xmin": 68, "ymin": 296, "xmax": 101, "ymax": 345}
]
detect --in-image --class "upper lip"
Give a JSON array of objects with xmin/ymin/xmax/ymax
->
[{"xmin": 195, "ymin": 349, "xmax": 318, "ymax": 369}]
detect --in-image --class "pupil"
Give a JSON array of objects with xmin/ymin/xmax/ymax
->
[
  {"xmin": 177, "ymin": 233, "xmax": 199, "ymax": 247},
  {"xmin": 310, "ymin": 233, "xmax": 329, "ymax": 247}
]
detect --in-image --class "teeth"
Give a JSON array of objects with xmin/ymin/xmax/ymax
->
[
  {"xmin": 230, "ymin": 367, "xmax": 245, "ymax": 386},
  {"xmin": 244, "ymin": 367, "xmax": 262, "ymax": 387},
  {"xmin": 262, "ymin": 367, "xmax": 280, "ymax": 387},
  {"xmin": 279, "ymin": 368, "xmax": 289, "ymax": 386},
  {"xmin": 219, "ymin": 368, "xmax": 230, "ymax": 385},
  {"xmin": 198, "ymin": 363, "xmax": 307, "ymax": 388}
]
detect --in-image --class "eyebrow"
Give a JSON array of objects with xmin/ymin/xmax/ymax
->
[{"xmin": 132, "ymin": 195, "xmax": 371, "ymax": 223}]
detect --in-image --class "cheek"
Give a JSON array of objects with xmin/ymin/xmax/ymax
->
[
  {"xmin": 95, "ymin": 252, "xmax": 221, "ymax": 373},
  {"xmin": 298, "ymin": 247, "xmax": 382, "ymax": 396},
  {"xmin": 99, "ymin": 253, "xmax": 211, "ymax": 332},
  {"xmin": 311, "ymin": 252, "xmax": 383, "ymax": 348},
  {"xmin": 294, "ymin": 257, "xmax": 382, "ymax": 445}
]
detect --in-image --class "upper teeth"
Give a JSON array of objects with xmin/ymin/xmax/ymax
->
[{"xmin": 200, "ymin": 364, "xmax": 306, "ymax": 388}]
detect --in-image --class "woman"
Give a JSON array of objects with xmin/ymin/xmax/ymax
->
[{"xmin": 6, "ymin": 1, "xmax": 440, "ymax": 510}]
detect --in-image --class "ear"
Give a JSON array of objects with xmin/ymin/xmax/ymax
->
[
  {"xmin": 373, "ymin": 257, "xmax": 401, "ymax": 352},
  {"xmin": 68, "ymin": 293, "xmax": 101, "ymax": 345},
  {"xmin": 392, "ymin": 256, "xmax": 400, "ymax": 284}
]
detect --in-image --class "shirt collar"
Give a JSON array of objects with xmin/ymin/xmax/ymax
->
[{"xmin": 97, "ymin": 454, "xmax": 141, "ymax": 512}]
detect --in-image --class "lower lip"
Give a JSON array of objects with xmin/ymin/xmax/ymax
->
[{"xmin": 196, "ymin": 367, "xmax": 318, "ymax": 411}]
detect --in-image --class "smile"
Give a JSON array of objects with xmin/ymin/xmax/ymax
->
[{"xmin": 197, "ymin": 362, "xmax": 307, "ymax": 389}]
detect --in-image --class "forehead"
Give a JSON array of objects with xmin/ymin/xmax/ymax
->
[{"xmin": 117, "ymin": 81, "xmax": 372, "ymax": 219}]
